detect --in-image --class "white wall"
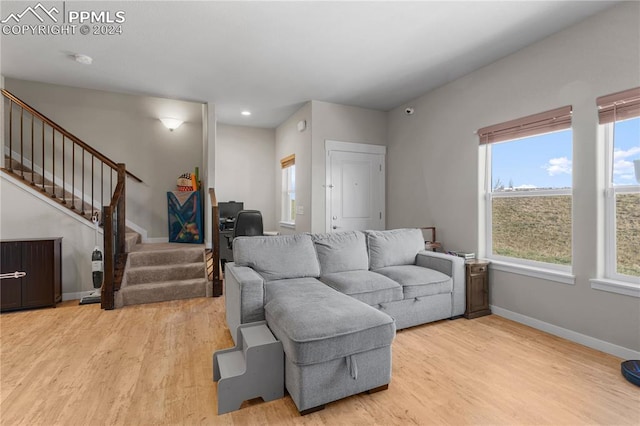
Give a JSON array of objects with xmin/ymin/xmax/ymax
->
[
  {"xmin": 310, "ymin": 101, "xmax": 387, "ymax": 233},
  {"xmin": 4, "ymin": 78, "xmax": 204, "ymax": 238},
  {"xmin": 1, "ymin": 174, "xmax": 99, "ymax": 297},
  {"xmin": 386, "ymin": 3, "xmax": 640, "ymax": 352},
  {"xmin": 275, "ymin": 102, "xmax": 312, "ymax": 234},
  {"xmin": 215, "ymin": 124, "xmax": 276, "ymax": 230}
]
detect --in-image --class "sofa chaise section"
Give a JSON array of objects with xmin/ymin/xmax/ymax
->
[
  {"xmin": 265, "ymin": 279, "xmax": 394, "ymax": 412},
  {"xmin": 227, "ymin": 233, "xmax": 395, "ymax": 413}
]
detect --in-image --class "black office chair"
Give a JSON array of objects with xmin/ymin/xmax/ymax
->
[{"xmin": 226, "ymin": 210, "xmax": 263, "ymax": 249}]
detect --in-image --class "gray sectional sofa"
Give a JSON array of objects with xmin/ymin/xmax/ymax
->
[{"xmin": 224, "ymin": 228, "xmax": 465, "ymax": 413}]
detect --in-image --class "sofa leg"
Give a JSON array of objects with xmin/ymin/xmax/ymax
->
[
  {"xmin": 366, "ymin": 384, "xmax": 389, "ymax": 394},
  {"xmin": 300, "ymin": 405, "xmax": 325, "ymax": 416}
]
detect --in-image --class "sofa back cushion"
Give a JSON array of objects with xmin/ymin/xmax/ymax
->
[
  {"xmin": 233, "ymin": 234, "xmax": 320, "ymax": 281},
  {"xmin": 311, "ymin": 231, "xmax": 369, "ymax": 275},
  {"xmin": 366, "ymin": 228, "xmax": 424, "ymax": 270}
]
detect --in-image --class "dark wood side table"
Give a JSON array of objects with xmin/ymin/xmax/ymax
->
[{"xmin": 464, "ymin": 259, "xmax": 491, "ymax": 319}]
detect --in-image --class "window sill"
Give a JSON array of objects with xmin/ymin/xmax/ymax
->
[
  {"xmin": 279, "ymin": 221, "xmax": 295, "ymax": 229},
  {"xmin": 590, "ymin": 278, "xmax": 640, "ymax": 298},
  {"xmin": 489, "ymin": 260, "xmax": 575, "ymax": 285}
]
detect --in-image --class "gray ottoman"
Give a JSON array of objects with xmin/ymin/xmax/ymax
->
[{"xmin": 265, "ymin": 279, "xmax": 395, "ymax": 414}]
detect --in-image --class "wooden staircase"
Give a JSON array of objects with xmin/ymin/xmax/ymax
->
[
  {"xmin": 1, "ymin": 88, "xmax": 136, "ymax": 309},
  {"xmin": 2, "ymin": 88, "xmax": 224, "ymax": 306}
]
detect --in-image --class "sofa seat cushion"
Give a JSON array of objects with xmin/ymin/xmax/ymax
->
[
  {"xmin": 264, "ymin": 277, "xmax": 321, "ymax": 305},
  {"xmin": 312, "ymin": 231, "xmax": 369, "ymax": 274},
  {"xmin": 320, "ymin": 270, "xmax": 403, "ymax": 306},
  {"xmin": 233, "ymin": 234, "xmax": 320, "ymax": 281},
  {"xmin": 265, "ymin": 280, "xmax": 395, "ymax": 366},
  {"xmin": 374, "ymin": 265, "xmax": 452, "ymax": 299}
]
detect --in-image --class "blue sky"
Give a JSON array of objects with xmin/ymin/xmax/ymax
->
[{"xmin": 491, "ymin": 117, "xmax": 640, "ymax": 190}]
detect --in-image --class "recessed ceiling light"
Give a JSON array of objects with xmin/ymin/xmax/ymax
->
[
  {"xmin": 74, "ymin": 54, "xmax": 93, "ymax": 65},
  {"xmin": 241, "ymin": 111, "xmax": 251, "ymax": 116}
]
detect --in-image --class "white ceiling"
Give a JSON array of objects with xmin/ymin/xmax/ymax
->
[{"xmin": 1, "ymin": 1, "xmax": 616, "ymax": 128}]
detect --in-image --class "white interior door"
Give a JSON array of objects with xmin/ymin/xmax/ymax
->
[{"xmin": 328, "ymin": 149, "xmax": 385, "ymax": 232}]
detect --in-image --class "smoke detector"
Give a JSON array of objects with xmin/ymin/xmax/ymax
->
[{"xmin": 74, "ymin": 54, "xmax": 93, "ymax": 65}]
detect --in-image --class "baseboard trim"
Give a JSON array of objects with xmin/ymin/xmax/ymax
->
[
  {"xmin": 62, "ymin": 290, "xmax": 94, "ymax": 302},
  {"xmin": 125, "ymin": 220, "xmax": 148, "ymax": 242},
  {"xmin": 490, "ymin": 305, "xmax": 640, "ymax": 360}
]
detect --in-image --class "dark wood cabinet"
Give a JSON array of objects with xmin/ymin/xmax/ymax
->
[
  {"xmin": 464, "ymin": 259, "xmax": 491, "ymax": 319},
  {"xmin": 1, "ymin": 238, "xmax": 62, "ymax": 312}
]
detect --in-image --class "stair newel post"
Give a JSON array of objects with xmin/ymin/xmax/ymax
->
[
  {"xmin": 210, "ymin": 188, "xmax": 222, "ymax": 297},
  {"xmin": 81, "ymin": 148, "xmax": 85, "ymax": 214},
  {"xmin": 102, "ymin": 205, "xmax": 115, "ymax": 310},
  {"xmin": 116, "ymin": 163, "xmax": 126, "ymax": 257}
]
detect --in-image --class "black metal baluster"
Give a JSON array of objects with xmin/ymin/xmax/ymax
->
[
  {"xmin": 41, "ymin": 122, "xmax": 45, "ymax": 191},
  {"xmin": 8, "ymin": 101, "xmax": 13, "ymax": 171},
  {"xmin": 20, "ymin": 107, "xmax": 24, "ymax": 178},
  {"xmin": 61, "ymin": 135, "xmax": 66, "ymax": 203},
  {"xmin": 51, "ymin": 129, "xmax": 56, "ymax": 198},
  {"xmin": 81, "ymin": 149, "xmax": 85, "ymax": 214},
  {"xmin": 30, "ymin": 114, "xmax": 34, "ymax": 185}
]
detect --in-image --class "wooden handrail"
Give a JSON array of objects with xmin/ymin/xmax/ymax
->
[
  {"xmin": 1, "ymin": 89, "xmax": 143, "ymax": 183},
  {"xmin": 209, "ymin": 188, "xmax": 222, "ymax": 297}
]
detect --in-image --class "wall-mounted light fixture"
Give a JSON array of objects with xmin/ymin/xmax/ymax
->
[{"xmin": 160, "ymin": 117, "xmax": 184, "ymax": 131}]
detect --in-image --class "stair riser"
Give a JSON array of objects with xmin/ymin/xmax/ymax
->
[
  {"xmin": 128, "ymin": 250, "xmax": 204, "ymax": 267},
  {"xmin": 121, "ymin": 280, "xmax": 207, "ymax": 306},
  {"xmin": 125, "ymin": 264, "xmax": 205, "ymax": 285}
]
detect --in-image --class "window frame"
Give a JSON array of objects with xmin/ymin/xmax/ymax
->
[
  {"xmin": 602, "ymin": 121, "xmax": 640, "ymax": 283},
  {"xmin": 484, "ymin": 139, "xmax": 573, "ymax": 273},
  {"xmin": 478, "ymin": 106, "xmax": 575, "ymax": 276}
]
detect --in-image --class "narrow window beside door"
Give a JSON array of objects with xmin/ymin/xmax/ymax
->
[{"xmin": 280, "ymin": 154, "xmax": 296, "ymax": 225}]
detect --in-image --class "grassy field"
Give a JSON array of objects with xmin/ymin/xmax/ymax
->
[{"xmin": 492, "ymin": 194, "xmax": 639, "ymax": 276}]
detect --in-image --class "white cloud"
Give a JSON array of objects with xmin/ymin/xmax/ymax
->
[
  {"xmin": 613, "ymin": 146, "xmax": 640, "ymax": 162},
  {"xmin": 613, "ymin": 147, "xmax": 640, "ymax": 177},
  {"xmin": 545, "ymin": 157, "xmax": 572, "ymax": 176}
]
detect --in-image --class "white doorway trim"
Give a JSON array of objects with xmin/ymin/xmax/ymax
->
[
  {"xmin": 325, "ymin": 140, "xmax": 386, "ymax": 155},
  {"xmin": 325, "ymin": 140, "xmax": 386, "ymax": 233}
]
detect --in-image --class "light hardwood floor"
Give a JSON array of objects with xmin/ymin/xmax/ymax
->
[{"xmin": 1, "ymin": 297, "xmax": 637, "ymax": 425}]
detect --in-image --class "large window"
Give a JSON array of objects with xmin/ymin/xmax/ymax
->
[
  {"xmin": 280, "ymin": 154, "xmax": 296, "ymax": 225},
  {"xmin": 479, "ymin": 106, "xmax": 573, "ymax": 269},
  {"xmin": 598, "ymin": 88, "xmax": 640, "ymax": 280}
]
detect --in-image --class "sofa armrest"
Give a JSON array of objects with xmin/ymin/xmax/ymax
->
[
  {"xmin": 416, "ymin": 251, "xmax": 466, "ymax": 317},
  {"xmin": 224, "ymin": 263, "xmax": 265, "ymax": 344}
]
